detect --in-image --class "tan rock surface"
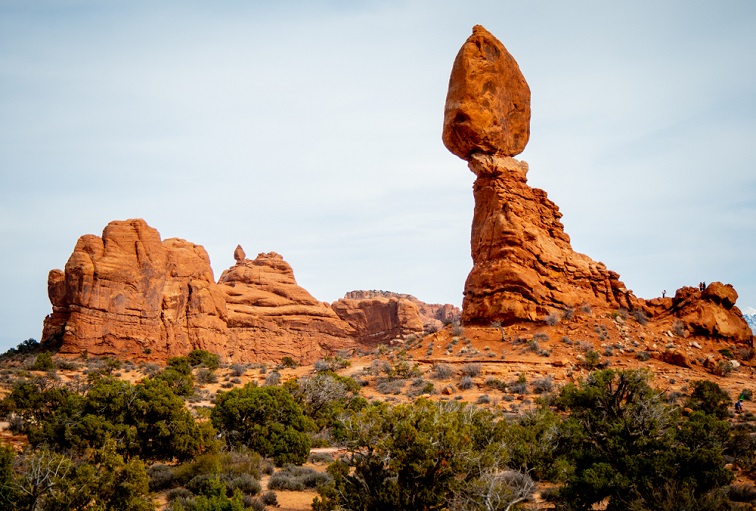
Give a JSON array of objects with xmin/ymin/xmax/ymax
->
[
  {"xmin": 217, "ymin": 251, "xmax": 357, "ymax": 364},
  {"xmin": 443, "ymin": 25, "xmax": 530, "ymax": 160}
]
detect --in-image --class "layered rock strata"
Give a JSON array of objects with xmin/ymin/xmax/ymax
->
[{"xmin": 217, "ymin": 252, "xmax": 356, "ymax": 362}]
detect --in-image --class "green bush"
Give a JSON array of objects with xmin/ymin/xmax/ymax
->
[
  {"xmin": 553, "ymin": 369, "xmax": 733, "ymax": 510},
  {"xmin": 31, "ymin": 351, "xmax": 55, "ymax": 371},
  {"xmin": 212, "ymin": 384, "xmax": 311, "ymax": 466},
  {"xmin": 187, "ymin": 349, "xmax": 220, "ymax": 370}
]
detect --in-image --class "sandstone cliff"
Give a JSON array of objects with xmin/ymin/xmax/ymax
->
[
  {"xmin": 42, "ymin": 221, "xmax": 459, "ymax": 362},
  {"xmin": 42, "ymin": 219, "xmax": 228, "ymax": 360}
]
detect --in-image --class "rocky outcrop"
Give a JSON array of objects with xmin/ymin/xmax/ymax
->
[
  {"xmin": 443, "ymin": 27, "xmax": 636, "ymax": 325},
  {"xmin": 217, "ymin": 251, "xmax": 356, "ymax": 363},
  {"xmin": 443, "ymin": 25, "xmax": 530, "ymax": 160},
  {"xmin": 42, "ymin": 219, "xmax": 229, "ymax": 360},
  {"xmin": 333, "ymin": 291, "xmax": 461, "ymax": 344},
  {"xmin": 444, "ymin": 26, "xmax": 752, "ymax": 346},
  {"xmin": 645, "ymin": 283, "xmax": 753, "ymax": 343},
  {"xmin": 460, "ymin": 153, "xmax": 637, "ymax": 325},
  {"xmin": 42, "ymin": 220, "xmax": 462, "ymax": 363}
]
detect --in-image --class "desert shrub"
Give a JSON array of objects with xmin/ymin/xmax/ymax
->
[
  {"xmin": 719, "ymin": 348, "xmax": 735, "ymax": 359},
  {"xmin": 3, "ymin": 377, "xmax": 214, "ymax": 462},
  {"xmin": 544, "ymin": 312, "xmax": 560, "ymax": 326},
  {"xmin": 31, "ymin": 351, "xmax": 55, "ymax": 372},
  {"xmin": 268, "ymin": 465, "xmax": 332, "ymax": 491},
  {"xmin": 142, "ymin": 362, "xmax": 161, "ymax": 377},
  {"xmin": 673, "ymin": 320, "xmax": 688, "ymax": 337},
  {"xmin": 260, "ymin": 490, "xmax": 278, "ymax": 506},
  {"xmin": 582, "ymin": 349, "xmax": 601, "ymax": 369},
  {"xmin": 226, "ymin": 473, "xmax": 262, "ymax": 496},
  {"xmin": 309, "ymin": 452, "xmax": 334, "ymax": 464},
  {"xmin": 264, "ymin": 371, "xmax": 281, "ymax": 386},
  {"xmin": 531, "ymin": 376, "xmax": 553, "ymax": 394},
  {"xmin": 484, "ymin": 377, "xmax": 507, "ymax": 392},
  {"xmin": 187, "ymin": 349, "xmax": 220, "ymax": 370},
  {"xmin": 460, "ymin": 363, "xmax": 481, "ymax": 378},
  {"xmin": 562, "ymin": 307, "xmax": 575, "ymax": 321},
  {"xmin": 317, "ymin": 400, "xmax": 534, "ymax": 511},
  {"xmin": 430, "ymin": 363, "xmax": 454, "ymax": 380},
  {"xmin": 712, "ymin": 360, "xmax": 734, "ymax": 377},
  {"xmin": 166, "ymin": 488, "xmax": 193, "ymax": 502},
  {"xmin": 508, "ymin": 374, "xmax": 528, "ymax": 395},
  {"xmin": 212, "ymin": 384, "xmax": 311, "ymax": 466},
  {"xmin": 450, "ymin": 322, "xmax": 464, "ymax": 336},
  {"xmin": 314, "ymin": 356, "xmax": 351, "ymax": 373},
  {"xmin": 457, "ymin": 376, "xmax": 474, "ymax": 390},
  {"xmin": 229, "ymin": 364, "xmax": 247, "ymax": 377},
  {"xmin": 275, "ymin": 356, "xmax": 296, "ymax": 369},
  {"xmin": 737, "ymin": 347, "xmax": 755, "ymax": 361},
  {"xmin": 196, "ymin": 368, "xmax": 218, "ymax": 385},
  {"xmin": 686, "ymin": 380, "xmax": 732, "ymax": 419},
  {"xmin": 377, "ymin": 379, "xmax": 406, "ymax": 395},
  {"xmin": 636, "ymin": 351, "xmax": 651, "ymax": 362},
  {"xmin": 728, "ymin": 484, "xmax": 756, "ymax": 503},
  {"xmin": 740, "ymin": 389, "xmax": 753, "ymax": 401},
  {"xmin": 632, "ymin": 309, "xmax": 649, "ymax": 325},
  {"xmin": 393, "ymin": 360, "xmax": 421, "ymax": 379},
  {"xmin": 153, "ymin": 356, "xmax": 195, "ymax": 396},
  {"xmin": 148, "ymin": 463, "xmax": 178, "ymax": 491},
  {"xmin": 553, "ymin": 369, "xmax": 733, "ymax": 511},
  {"xmin": 476, "ymin": 394, "xmax": 491, "ymax": 404}
]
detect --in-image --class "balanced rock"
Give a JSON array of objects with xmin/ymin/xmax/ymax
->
[{"xmin": 443, "ymin": 25, "xmax": 531, "ymax": 160}]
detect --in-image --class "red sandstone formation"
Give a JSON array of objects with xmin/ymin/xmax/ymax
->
[
  {"xmin": 216, "ymin": 251, "xmax": 356, "ymax": 363},
  {"xmin": 443, "ymin": 25, "xmax": 530, "ymax": 160},
  {"xmin": 42, "ymin": 219, "xmax": 229, "ymax": 360},
  {"xmin": 444, "ymin": 26, "xmax": 753, "ymax": 345},
  {"xmin": 42, "ymin": 220, "xmax": 460, "ymax": 362},
  {"xmin": 461, "ymin": 153, "xmax": 637, "ymax": 324},
  {"xmin": 645, "ymin": 283, "xmax": 752, "ymax": 343},
  {"xmin": 332, "ymin": 290, "xmax": 461, "ymax": 344}
]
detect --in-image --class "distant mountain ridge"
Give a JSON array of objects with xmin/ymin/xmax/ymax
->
[{"xmin": 744, "ymin": 307, "xmax": 756, "ymax": 334}]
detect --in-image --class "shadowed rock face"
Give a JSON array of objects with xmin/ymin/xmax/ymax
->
[
  {"xmin": 443, "ymin": 25, "xmax": 530, "ymax": 159},
  {"xmin": 333, "ymin": 290, "xmax": 461, "ymax": 344}
]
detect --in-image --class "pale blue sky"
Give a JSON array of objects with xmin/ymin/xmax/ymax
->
[{"xmin": 1, "ymin": 1, "xmax": 755, "ymax": 350}]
